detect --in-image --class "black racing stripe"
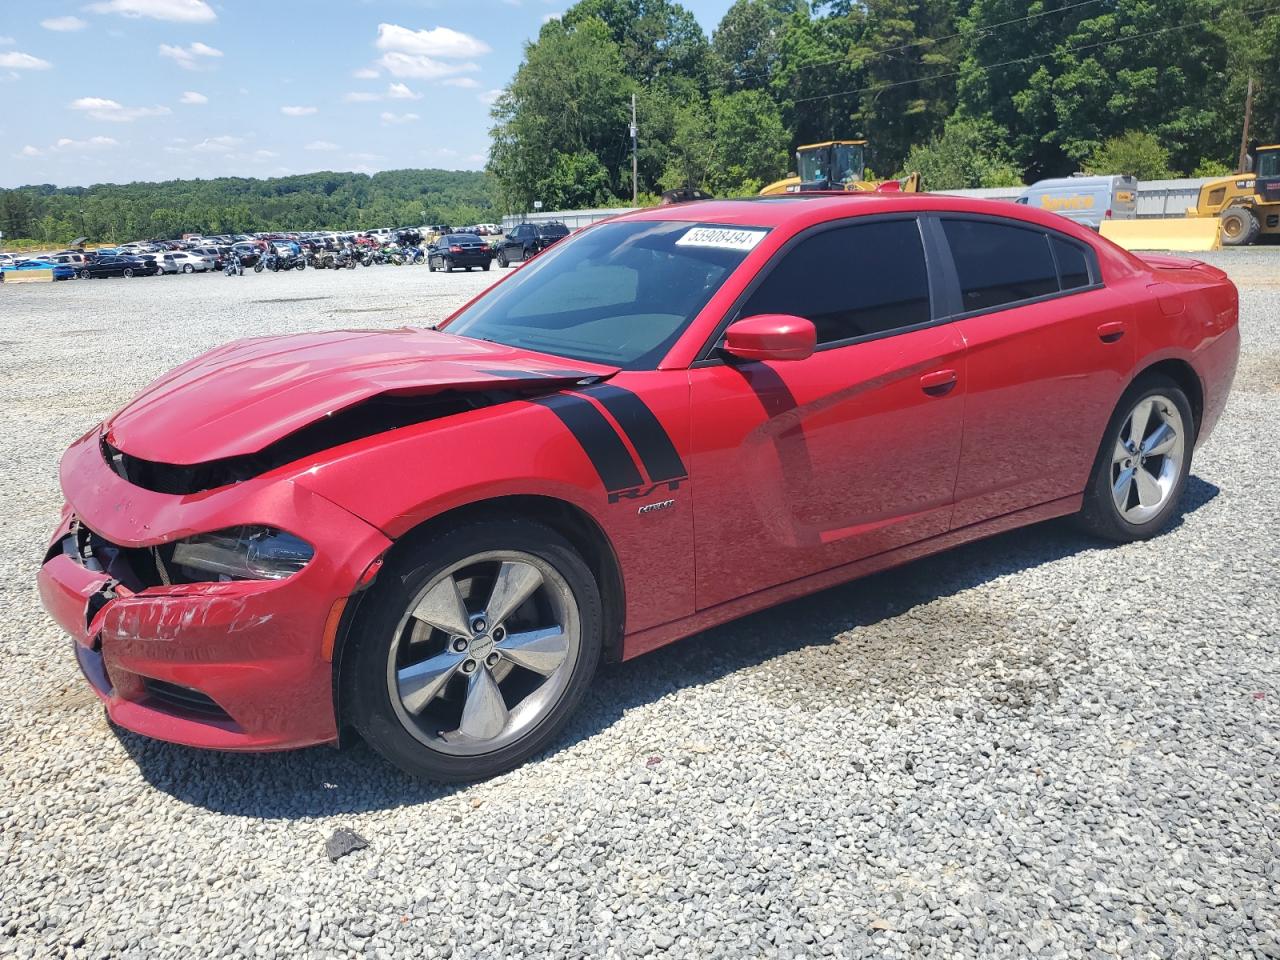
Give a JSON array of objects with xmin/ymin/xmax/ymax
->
[
  {"xmin": 578, "ymin": 384, "xmax": 688, "ymax": 483},
  {"xmin": 531, "ymin": 394, "xmax": 643, "ymax": 492}
]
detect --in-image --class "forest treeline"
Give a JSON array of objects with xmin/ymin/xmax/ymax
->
[
  {"xmin": 0, "ymin": 169, "xmax": 494, "ymax": 247},
  {"xmin": 488, "ymin": 0, "xmax": 1280, "ymax": 208}
]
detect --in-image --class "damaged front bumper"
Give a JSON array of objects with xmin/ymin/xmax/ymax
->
[{"xmin": 38, "ymin": 429, "xmax": 393, "ymax": 751}]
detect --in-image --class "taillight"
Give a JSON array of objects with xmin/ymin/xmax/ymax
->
[
  {"xmin": 1105, "ymin": 209, "xmax": 1112, "ymax": 219},
  {"xmin": 450, "ymin": 245, "xmax": 463, "ymax": 254}
]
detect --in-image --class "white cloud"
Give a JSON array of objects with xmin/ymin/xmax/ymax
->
[
  {"xmin": 87, "ymin": 0, "xmax": 216, "ymax": 23},
  {"xmin": 375, "ymin": 23, "xmax": 490, "ymax": 58},
  {"xmin": 380, "ymin": 111, "xmax": 420, "ymax": 125},
  {"xmin": 387, "ymin": 82, "xmax": 421, "ymax": 100},
  {"xmin": 159, "ymin": 41, "xmax": 222, "ymax": 70},
  {"xmin": 20, "ymin": 136, "xmax": 120, "ymax": 157},
  {"xmin": 0, "ymin": 37, "xmax": 15, "ymax": 46},
  {"xmin": 54, "ymin": 136, "xmax": 120, "ymax": 151},
  {"xmin": 352, "ymin": 67, "xmax": 379, "ymax": 79},
  {"xmin": 191, "ymin": 135, "xmax": 242, "ymax": 153},
  {"xmin": 305, "ymin": 140, "xmax": 339, "ymax": 151},
  {"xmin": 253, "ymin": 149, "xmax": 278, "ymax": 160},
  {"xmin": 179, "ymin": 90, "xmax": 208, "ymax": 104},
  {"xmin": 281, "ymin": 105, "xmax": 318, "ymax": 116},
  {"xmin": 42, "ymin": 16, "xmax": 89, "ymax": 31},
  {"xmin": 345, "ymin": 82, "xmax": 424, "ymax": 103},
  {"xmin": 0, "ymin": 52, "xmax": 53, "ymax": 70},
  {"xmin": 478, "ymin": 89, "xmax": 502, "ymax": 106},
  {"xmin": 442, "ymin": 77, "xmax": 480, "ymax": 89},
  {"xmin": 70, "ymin": 97, "xmax": 171, "ymax": 121},
  {"xmin": 377, "ymin": 52, "xmax": 479, "ymax": 81}
]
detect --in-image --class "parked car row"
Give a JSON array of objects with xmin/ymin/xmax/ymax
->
[{"xmin": 2, "ymin": 221, "xmax": 575, "ymax": 285}]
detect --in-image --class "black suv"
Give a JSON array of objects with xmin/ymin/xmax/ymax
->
[
  {"xmin": 495, "ymin": 221, "xmax": 570, "ymax": 267},
  {"xmin": 428, "ymin": 234, "xmax": 493, "ymax": 273}
]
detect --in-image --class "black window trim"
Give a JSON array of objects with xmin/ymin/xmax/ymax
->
[
  {"xmin": 926, "ymin": 212, "xmax": 1104, "ymax": 322},
  {"xmin": 693, "ymin": 212, "xmax": 948, "ymax": 366}
]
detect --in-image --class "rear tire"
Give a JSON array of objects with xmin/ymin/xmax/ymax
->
[
  {"xmin": 1219, "ymin": 207, "xmax": 1260, "ymax": 247},
  {"xmin": 1075, "ymin": 375, "xmax": 1195, "ymax": 543},
  {"xmin": 183, "ymin": 264, "xmax": 194, "ymax": 274},
  {"xmin": 344, "ymin": 519, "xmax": 603, "ymax": 782}
]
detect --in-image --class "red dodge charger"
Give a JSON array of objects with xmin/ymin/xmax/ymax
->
[{"xmin": 38, "ymin": 195, "xmax": 1240, "ymax": 780}]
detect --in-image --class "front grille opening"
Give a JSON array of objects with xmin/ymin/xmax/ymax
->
[{"xmin": 142, "ymin": 678, "xmax": 234, "ymax": 723}]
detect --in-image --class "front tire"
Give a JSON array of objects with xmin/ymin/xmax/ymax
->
[
  {"xmin": 1219, "ymin": 207, "xmax": 1260, "ymax": 247},
  {"xmin": 345, "ymin": 520, "xmax": 603, "ymax": 782},
  {"xmin": 183, "ymin": 264, "xmax": 195, "ymax": 274},
  {"xmin": 1076, "ymin": 375, "xmax": 1194, "ymax": 542}
]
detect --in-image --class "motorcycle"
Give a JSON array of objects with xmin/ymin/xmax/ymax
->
[{"xmin": 223, "ymin": 255, "xmax": 245, "ymax": 277}]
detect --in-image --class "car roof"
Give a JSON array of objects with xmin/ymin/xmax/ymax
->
[{"xmin": 612, "ymin": 192, "xmax": 1111, "ymax": 238}]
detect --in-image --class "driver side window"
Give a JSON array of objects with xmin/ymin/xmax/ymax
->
[{"xmin": 739, "ymin": 218, "xmax": 932, "ymax": 346}]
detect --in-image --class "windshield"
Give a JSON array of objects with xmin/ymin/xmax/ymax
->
[
  {"xmin": 446, "ymin": 219, "xmax": 766, "ymax": 369},
  {"xmin": 797, "ymin": 144, "xmax": 864, "ymax": 186},
  {"xmin": 1259, "ymin": 150, "xmax": 1279, "ymax": 178}
]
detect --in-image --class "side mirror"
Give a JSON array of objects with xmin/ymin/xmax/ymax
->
[{"xmin": 722, "ymin": 314, "xmax": 816, "ymax": 363}]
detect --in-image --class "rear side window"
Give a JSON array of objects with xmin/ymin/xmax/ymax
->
[
  {"xmin": 942, "ymin": 219, "xmax": 1058, "ymax": 311},
  {"xmin": 740, "ymin": 219, "xmax": 932, "ymax": 345},
  {"xmin": 1052, "ymin": 237, "xmax": 1093, "ymax": 290}
]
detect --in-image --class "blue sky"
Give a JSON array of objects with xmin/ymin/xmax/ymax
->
[{"xmin": 1, "ymin": 0, "xmax": 732, "ymax": 189}]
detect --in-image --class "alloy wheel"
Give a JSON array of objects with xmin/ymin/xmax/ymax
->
[
  {"xmin": 1111, "ymin": 394, "xmax": 1186, "ymax": 524},
  {"xmin": 387, "ymin": 551, "xmax": 581, "ymax": 756}
]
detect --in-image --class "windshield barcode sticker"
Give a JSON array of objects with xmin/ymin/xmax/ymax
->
[{"xmin": 676, "ymin": 227, "xmax": 767, "ymax": 252}]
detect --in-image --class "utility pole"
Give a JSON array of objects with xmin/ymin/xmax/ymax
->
[
  {"xmin": 1238, "ymin": 75, "xmax": 1255, "ymax": 174},
  {"xmin": 630, "ymin": 93, "xmax": 638, "ymax": 204}
]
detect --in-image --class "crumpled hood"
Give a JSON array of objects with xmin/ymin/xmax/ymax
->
[{"xmin": 105, "ymin": 327, "xmax": 615, "ymax": 465}]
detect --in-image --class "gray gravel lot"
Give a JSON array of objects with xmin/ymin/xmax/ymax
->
[{"xmin": 1, "ymin": 252, "xmax": 1277, "ymax": 960}]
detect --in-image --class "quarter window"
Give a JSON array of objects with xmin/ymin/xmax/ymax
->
[
  {"xmin": 942, "ymin": 219, "xmax": 1059, "ymax": 311},
  {"xmin": 1052, "ymin": 236, "xmax": 1093, "ymax": 290},
  {"xmin": 739, "ymin": 219, "xmax": 932, "ymax": 345}
]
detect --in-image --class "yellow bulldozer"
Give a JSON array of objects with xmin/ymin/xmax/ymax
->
[
  {"xmin": 1187, "ymin": 143, "xmax": 1280, "ymax": 246},
  {"xmin": 759, "ymin": 140, "xmax": 922, "ymax": 196}
]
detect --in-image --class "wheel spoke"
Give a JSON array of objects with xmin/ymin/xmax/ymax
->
[
  {"xmin": 484, "ymin": 561, "xmax": 544, "ymax": 625},
  {"xmin": 397, "ymin": 651, "xmax": 464, "ymax": 714},
  {"xmin": 1141, "ymin": 420, "xmax": 1177, "ymax": 458},
  {"xmin": 1134, "ymin": 466, "xmax": 1163, "ymax": 508},
  {"xmin": 499, "ymin": 626, "xmax": 569, "ymax": 676},
  {"xmin": 1127, "ymin": 399, "xmax": 1154, "ymax": 448},
  {"xmin": 459, "ymin": 667, "xmax": 508, "ymax": 740},
  {"xmin": 1112, "ymin": 465, "xmax": 1136, "ymax": 510},
  {"xmin": 411, "ymin": 576, "xmax": 471, "ymax": 637},
  {"xmin": 1113, "ymin": 439, "xmax": 1132, "ymax": 464}
]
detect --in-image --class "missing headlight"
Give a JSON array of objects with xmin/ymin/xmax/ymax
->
[{"xmin": 170, "ymin": 526, "xmax": 313, "ymax": 581}]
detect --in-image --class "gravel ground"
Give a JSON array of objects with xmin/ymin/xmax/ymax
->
[{"xmin": 1, "ymin": 252, "xmax": 1277, "ymax": 960}]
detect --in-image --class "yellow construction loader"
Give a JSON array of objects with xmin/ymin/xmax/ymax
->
[
  {"xmin": 1187, "ymin": 144, "xmax": 1280, "ymax": 245},
  {"xmin": 759, "ymin": 140, "xmax": 922, "ymax": 195}
]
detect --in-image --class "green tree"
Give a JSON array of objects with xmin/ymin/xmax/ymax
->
[
  {"xmin": 899, "ymin": 115, "xmax": 1022, "ymax": 188},
  {"xmin": 1084, "ymin": 131, "xmax": 1175, "ymax": 179},
  {"xmin": 489, "ymin": 17, "xmax": 634, "ymax": 212},
  {"xmin": 564, "ymin": 0, "xmax": 710, "ymax": 87},
  {"xmin": 709, "ymin": 89, "xmax": 791, "ymax": 193},
  {"xmin": 712, "ymin": 0, "xmax": 808, "ymax": 91}
]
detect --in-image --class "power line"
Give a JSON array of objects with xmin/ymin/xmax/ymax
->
[
  {"xmin": 727, "ymin": 0, "xmax": 1109, "ymax": 88},
  {"xmin": 792, "ymin": 3, "xmax": 1280, "ymax": 106}
]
